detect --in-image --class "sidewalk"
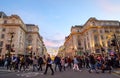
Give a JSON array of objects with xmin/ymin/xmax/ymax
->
[{"xmin": 113, "ymin": 68, "xmax": 120, "ymax": 75}]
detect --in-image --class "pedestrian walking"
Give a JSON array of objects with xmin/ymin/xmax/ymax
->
[
  {"xmin": 73, "ymin": 56, "xmax": 81, "ymax": 71},
  {"xmin": 67, "ymin": 56, "xmax": 72, "ymax": 69},
  {"xmin": 88, "ymin": 54, "xmax": 99, "ymax": 73},
  {"xmin": 32, "ymin": 56, "xmax": 38, "ymax": 72},
  {"xmin": 54, "ymin": 55, "xmax": 61, "ymax": 72},
  {"xmin": 38, "ymin": 56, "xmax": 44, "ymax": 71},
  {"xmin": 44, "ymin": 55, "xmax": 54, "ymax": 75},
  {"xmin": 19, "ymin": 56, "xmax": 26, "ymax": 71},
  {"xmin": 60, "ymin": 57, "xmax": 66, "ymax": 71},
  {"xmin": 101, "ymin": 57, "xmax": 112, "ymax": 73}
]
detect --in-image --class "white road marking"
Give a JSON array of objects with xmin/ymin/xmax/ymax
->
[{"xmin": 16, "ymin": 72, "xmax": 40, "ymax": 77}]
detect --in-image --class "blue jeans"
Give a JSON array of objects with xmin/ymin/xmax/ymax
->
[
  {"xmin": 33, "ymin": 64, "xmax": 38, "ymax": 71},
  {"xmin": 89, "ymin": 64, "xmax": 98, "ymax": 72}
]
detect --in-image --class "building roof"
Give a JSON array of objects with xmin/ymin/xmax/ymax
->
[
  {"xmin": 26, "ymin": 24, "xmax": 36, "ymax": 26},
  {"xmin": 0, "ymin": 11, "xmax": 7, "ymax": 18}
]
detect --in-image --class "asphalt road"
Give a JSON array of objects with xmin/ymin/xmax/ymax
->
[{"xmin": 0, "ymin": 68, "xmax": 120, "ymax": 78}]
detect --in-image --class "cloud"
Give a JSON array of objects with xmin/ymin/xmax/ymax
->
[
  {"xmin": 8, "ymin": 10, "xmax": 65, "ymax": 48},
  {"xmin": 44, "ymin": 38, "xmax": 64, "ymax": 48},
  {"xmin": 96, "ymin": 0, "xmax": 120, "ymax": 13},
  {"xmin": 10, "ymin": 10, "xmax": 45, "ymax": 24},
  {"xmin": 43, "ymin": 33, "xmax": 65, "ymax": 48}
]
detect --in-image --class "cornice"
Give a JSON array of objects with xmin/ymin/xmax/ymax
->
[
  {"xmin": 27, "ymin": 32, "xmax": 43, "ymax": 40},
  {"xmin": 3, "ymin": 23, "xmax": 27, "ymax": 33}
]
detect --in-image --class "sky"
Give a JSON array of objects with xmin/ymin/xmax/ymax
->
[{"xmin": 1, "ymin": 0, "xmax": 120, "ymax": 50}]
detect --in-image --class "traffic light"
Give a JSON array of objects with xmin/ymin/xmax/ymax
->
[{"xmin": 111, "ymin": 39, "xmax": 116, "ymax": 46}]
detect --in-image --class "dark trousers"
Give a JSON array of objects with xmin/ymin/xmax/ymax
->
[
  {"xmin": 89, "ymin": 64, "xmax": 98, "ymax": 73},
  {"xmin": 54, "ymin": 63, "xmax": 61, "ymax": 72},
  {"xmin": 19, "ymin": 63, "xmax": 25, "ymax": 71},
  {"xmin": 67, "ymin": 63, "xmax": 72, "ymax": 69},
  {"xmin": 102, "ymin": 66, "xmax": 111, "ymax": 73},
  {"xmin": 38, "ymin": 64, "xmax": 43, "ymax": 71},
  {"xmin": 10, "ymin": 62, "xmax": 15, "ymax": 70},
  {"xmin": 61, "ymin": 65, "xmax": 65, "ymax": 71},
  {"xmin": 33, "ymin": 64, "xmax": 38, "ymax": 71},
  {"xmin": 44, "ymin": 64, "xmax": 54, "ymax": 75},
  {"xmin": 7, "ymin": 64, "xmax": 11, "ymax": 70},
  {"xmin": 86, "ymin": 63, "xmax": 90, "ymax": 68}
]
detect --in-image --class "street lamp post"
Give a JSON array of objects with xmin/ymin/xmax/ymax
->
[{"xmin": 8, "ymin": 32, "xmax": 15, "ymax": 58}]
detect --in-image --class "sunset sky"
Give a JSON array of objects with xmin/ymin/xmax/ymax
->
[{"xmin": 1, "ymin": 0, "xmax": 120, "ymax": 50}]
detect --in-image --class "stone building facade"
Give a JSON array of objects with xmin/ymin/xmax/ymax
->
[
  {"xmin": 64, "ymin": 17, "xmax": 120, "ymax": 57},
  {"xmin": 0, "ymin": 12, "xmax": 46, "ymax": 57}
]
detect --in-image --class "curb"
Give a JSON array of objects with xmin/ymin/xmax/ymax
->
[{"xmin": 113, "ymin": 71, "xmax": 120, "ymax": 75}]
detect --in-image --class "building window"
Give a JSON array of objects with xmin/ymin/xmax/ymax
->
[
  {"xmin": 101, "ymin": 35, "xmax": 104, "ymax": 40},
  {"xmin": 78, "ymin": 35, "xmax": 81, "ymax": 46},
  {"xmin": 2, "ymin": 28, "xmax": 6, "ymax": 32},
  {"xmin": 116, "ymin": 30, "xmax": 120, "ymax": 33},
  {"xmin": 110, "ymin": 29, "xmax": 113, "ymax": 32},
  {"xmin": 100, "ymin": 30, "xmax": 102, "ymax": 33},
  {"xmin": 28, "ymin": 35, "xmax": 32, "ymax": 39},
  {"xmin": 94, "ymin": 35, "xmax": 98, "ymax": 42},
  {"xmin": 94, "ymin": 35, "xmax": 99, "ymax": 47},
  {"xmin": 95, "ymin": 43, "xmax": 99, "ymax": 47},
  {"xmin": 28, "ymin": 27, "xmax": 33, "ymax": 32},
  {"xmin": 0, "ymin": 41, "xmax": 3, "ymax": 47},
  {"xmin": 106, "ymin": 22, "xmax": 109, "ymax": 25},
  {"xmin": 93, "ymin": 30, "xmax": 97, "ymax": 33},
  {"xmin": 95, "ymin": 49, "xmax": 100, "ymax": 53},
  {"xmin": 78, "ymin": 42, "xmax": 81, "ymax": 46},
  {"xmin": 1, "ymin": 34, "xmax": 5, "ymax": 39},
  {"xmin": 4, "ymin": 20, "xmax": 7, "ymax": 24},
  {"xmin": 101, "ymin": 22, "xmax": 104, "ymax": 26},
  {"xmin": 92, "ymin": 21, "xmax": 96, "ymax": 26},
  {"xmin": 28, "ymin": 40, "xmax": 32, "ymax": 45},
  {"xmin": 105, "ymin": 30, "xmax": 109, "ymax": 33}
]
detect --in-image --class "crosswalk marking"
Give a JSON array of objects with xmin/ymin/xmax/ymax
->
[{"xmin": 16, "ymin": 72, "xmax": 40, "ymax": 77}]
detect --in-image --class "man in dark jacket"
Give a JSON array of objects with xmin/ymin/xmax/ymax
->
[
  {"xmin": 38, "ymin": 56, "xmax": 43, "ymax": 71},
  {"xmin": 54, "ymin": 56, "xmax": 61, "ymax": 72},
  {"xmin": 44, "ymin": 55, "xmax": 54, "ymax": 75}
]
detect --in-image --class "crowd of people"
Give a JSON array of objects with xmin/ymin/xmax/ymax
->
[{"xmin": 0, "ymin": 53, "xmax": 120, "ymax": 75}]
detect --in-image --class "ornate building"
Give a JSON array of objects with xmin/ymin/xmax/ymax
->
[
  {"xmin": 63, "ymin": 17, "xmax": 120, "ymax": 57},
  {"xmin": 58, "ymin": 45, "xmax": 65, "ymax": 57},
  {"xmin": 25, "ymin": 24, "xmax": 46, "ymax": 57},
  {"xmin": 0, "ymin": 12, "xmax": 46, "ymax": 57}
]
